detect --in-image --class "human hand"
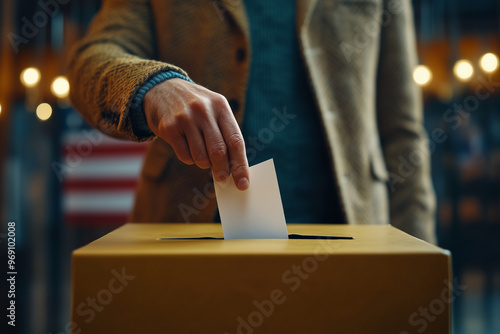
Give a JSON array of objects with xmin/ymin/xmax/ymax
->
[{"xmin": 143, "ymin": 78, "xmax": 250, "ymax": 190}]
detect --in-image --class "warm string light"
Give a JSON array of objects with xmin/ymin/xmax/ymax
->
[
  {"xmin": 19, "ymin": 69, "xmax": 71, "ymax": 120},
  {"xmin": 414, "ymin": 52, "xmax": 498, "ymax": 86}
]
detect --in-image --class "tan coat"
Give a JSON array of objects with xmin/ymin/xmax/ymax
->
[{"xmin": 68, "ymin": 0, "xmax": 436, "ymax": 243}]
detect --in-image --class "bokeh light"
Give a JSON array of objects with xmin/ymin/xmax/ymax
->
[
  {"xmin": 453, "ymin": 60, "xmax": 474, "ymax": 81},
  {"xmin": 480, "ymin": 53, "xmax": 499, "ymax": 73},
  {"xmin": 51, "ymin": 76, "xmax": 70, "ymax": 98},
  {"xmin": 413, "ymin": 65, "xmax": 432, "ymax": 86},
  {"xmin": 20, "ymin": 67, "xmax": 41, "ymax": 87},
  {"xmin": 36, "ymin": 103, "xmax": 52, "ymax": 121}
]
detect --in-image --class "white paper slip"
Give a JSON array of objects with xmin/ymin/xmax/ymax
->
[{"xmin": 214, "ymin": 159, "xmax": 288, "ymax": 239}]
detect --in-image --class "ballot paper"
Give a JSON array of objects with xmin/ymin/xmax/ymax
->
[{"xmin": 214, "ymin": 159, "xmax": 288, "ymax": 239}]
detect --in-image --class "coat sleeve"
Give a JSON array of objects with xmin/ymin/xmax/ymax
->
[
  {"xmin": 67, "ymin": 0, "xmax": 190, "ymax": 142},
  {"xmin": 375, "ymin": 0, "xmax": 437, "ymax": 243}
]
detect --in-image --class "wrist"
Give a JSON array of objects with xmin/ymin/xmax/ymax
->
[{"xmin": 130, "ymin": 71, "xmax": 192, "ymax": 138}]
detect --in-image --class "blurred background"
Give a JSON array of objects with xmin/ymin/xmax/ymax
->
[{"xmin": 0, "ymin": 0, "xmax": 499, "ymax": 333}]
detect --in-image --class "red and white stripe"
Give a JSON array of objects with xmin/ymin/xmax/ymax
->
[{"xmin": 61, "ymin": 131, "xmax": 149, "ymax": 226}]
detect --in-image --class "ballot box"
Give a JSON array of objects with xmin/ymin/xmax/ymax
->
[{"xmin": 70, "ymin": 224, "xmax": 451, "ymax": 333}]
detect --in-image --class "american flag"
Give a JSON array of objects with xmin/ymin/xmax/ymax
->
[{"xmin": 60, "ymin": 117, "xmax": 149, "ymax": 226}]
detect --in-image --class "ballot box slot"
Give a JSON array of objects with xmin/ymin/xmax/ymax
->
[
  {"xmin": 157, "ymin": 237, "xmax": 224, "ymax": 240},
  {"xmin": 157, "ymin": 234, "xmax": 353, "ymax": 240},
  {"xmin": 287, "ymin": 234, "xmax": 353, "ymax": 240}
]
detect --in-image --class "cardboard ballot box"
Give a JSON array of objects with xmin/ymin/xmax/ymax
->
[{"xmin": 71, "ymin": 224, "xmax": 451, "ymax": 333}]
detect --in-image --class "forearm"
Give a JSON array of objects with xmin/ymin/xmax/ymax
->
[{"xmin": 67, "ymin": 0, "xmax": 190, "ymax": 141}]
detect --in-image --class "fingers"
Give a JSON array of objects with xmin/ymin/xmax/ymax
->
[
  {"xmin": 218, "ymin": 112, "xmax": 250, "ymax": 190},
  {"xmin": 168, "ymin": 135, "xmax": 194, "ymax": 165},
  {"xmin": 145, "ymin": 79, "xmax": 249, "ymax": 190},
  {"xmin": 184, "ymin": 126, "xmax": 211, "ymax": 169},
  {"xmin": 202, "ymin": 121, "xmax": 230, "ymax": 182}
]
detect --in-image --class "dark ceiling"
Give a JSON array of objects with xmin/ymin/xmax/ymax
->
[
  {"xmin": 7, "ymin": 0, "xmax": 500, "ymax": 51},
  {"xmin": 413, "ymin": 0, "xmax": 500, "ymax": 39}
]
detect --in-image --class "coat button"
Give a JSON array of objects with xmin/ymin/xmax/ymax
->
[
  {"xmin": 236, "ymin": 48, "xmax": 246, "ymax": 62},
  {"xmin": 228, "ymin": 99, "xmax": 240, "ymax": 112}
]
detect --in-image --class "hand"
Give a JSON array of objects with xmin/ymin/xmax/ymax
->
[{"xmin": 143, "ymin": 78, "xmax": 250, "ymax": 190}]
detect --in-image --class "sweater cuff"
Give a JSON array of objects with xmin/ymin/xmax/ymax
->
[{"xmin": 129, "ymin": 70, "xmax": 193, "ymax": 139}]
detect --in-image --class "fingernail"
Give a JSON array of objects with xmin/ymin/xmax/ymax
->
[{"xmin": 237, "ymin": 177, "xmax": 249, "ymax": 190}]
